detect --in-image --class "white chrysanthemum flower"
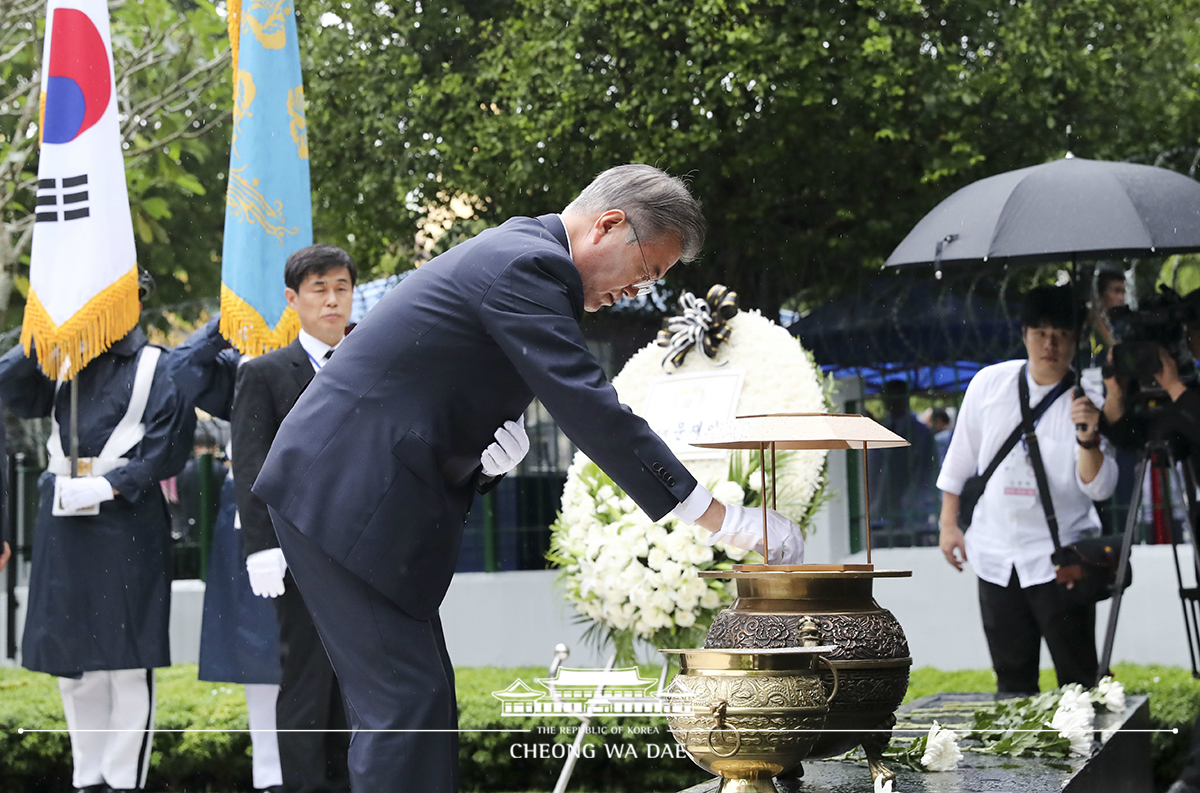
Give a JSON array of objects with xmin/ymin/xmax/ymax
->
[
  {"xmin": 1093, "ymin": 676, "xmax": 1126, "ymax": 712},
  {"xmin": 1049, "ymin": 700, "xmax": 1095, "ymax": 757},
  {"xmin": 720, "ymin": 541, "xmax": 751, "ymax": 562},
  {"xmin": 1058, "ymin": 684, "xmax": 1091, "ymax": 712},
  {"xmin": 712, "ymin": 480, "xmax": 746, "ymax": 506},
  {"xmin": 659, "ymin": 560, "xmax": 685, "ymax": 587},
  {"xmin": 675, "ymin": 609, "xmax": 697, "ymax": 628},
  {"xmin": 920, "ymin": 721, "xmax": 963, "ymax": 771}
]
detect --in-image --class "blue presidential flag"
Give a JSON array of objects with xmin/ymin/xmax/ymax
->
[{"xmin": 219, "ymin": 0, "xmax": 312, "ymax": 356}]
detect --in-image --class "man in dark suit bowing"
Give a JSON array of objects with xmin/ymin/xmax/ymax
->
[
  {"xmin": 232, "ymin": 243, "xmax": 356, "ymax": 793},
  {"xmin": 253, "ymin": 164, "xmax": 806, "ymax": 789}
]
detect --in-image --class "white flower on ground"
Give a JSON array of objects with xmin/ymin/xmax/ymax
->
[
  {"xmin": 1057, "ymin": 683, "xmax": 1091, "ymax": 712},
  {"xmin": 1093, "ymin": 676, "xmax": 1126, "ymax": 712},
  {"xmin": 1048, "ymin": 700, "xmax": 1095, "ymax": 757},
  {"xmin": 920, "ymin": 721, "xmax": 962, "ymax": 771},
  {"xmin": 873, "ymin": 775, "xmax": 893, "ymax": 793}
]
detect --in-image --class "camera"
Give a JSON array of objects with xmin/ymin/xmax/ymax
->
[{"xmin": 1106, "ymin": 286, "xmax": 1200, "ymax": 382}]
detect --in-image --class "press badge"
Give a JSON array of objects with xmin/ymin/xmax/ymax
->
[
  {"xmin": 51, "ymin": 476, "xmax": 100, "ymax": 517},
  {"xmin": 999, "ymin": 448, "xmax": 1039, "ymax": 509}
]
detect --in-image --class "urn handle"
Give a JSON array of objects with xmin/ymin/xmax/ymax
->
[
  {"xmin": 706, "ymin": 700, "xmax": 742, "ymax": 758},
  {"xmin": 818, "ymin": 656, "xmax": 840, "ymax": 706},
  {"xmin": 798, "ymin": 615, "xmax": 841, "ymax": 705}
]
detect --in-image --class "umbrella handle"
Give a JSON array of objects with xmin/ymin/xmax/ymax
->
[{"xmin": 1074, "ymin": 385, "xmax": 1088, "ymax": 432}]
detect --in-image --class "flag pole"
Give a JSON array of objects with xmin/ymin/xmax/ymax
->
[{"xmin": 69, "ymin": 379, "xmax": 79, "ymax": 478}]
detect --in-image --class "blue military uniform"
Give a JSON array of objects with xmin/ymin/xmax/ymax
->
[
  {"xmin": 166, "ymin": 316, "xmax": 283, "ymax": 791},
  {"xmin": 167, "ymin": 318, "xmax": 281, "ymax": 685},
  {"xmin": 0, "ymin": 328, "xmax": 193, "ymax": 674},
  {"xmin": 0, "ymin": 327, "xmax": 194, "ymax": 790}
]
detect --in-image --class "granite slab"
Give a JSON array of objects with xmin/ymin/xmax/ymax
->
[{"xmin": 678, "ymin": 692, "xmax": 1152, "ymax": 793}]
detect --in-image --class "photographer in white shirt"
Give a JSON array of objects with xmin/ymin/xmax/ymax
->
[{"xmin": 937, "ymin": 286, "xmax": 1117, "ymax": 694}]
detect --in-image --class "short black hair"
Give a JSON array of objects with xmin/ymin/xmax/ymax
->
[
  {"xmin": 1098, "ymin": 270, "xmax": 1124, "ymax": 292},
  {"xmin": 283, "ymin": 243, "xmax": 357, "ymax": 291},
  {"xmin": 931, "ymin": 407, "xmax": 950, "ymax": 426},
  {"xmin": 1020, "ymin": 285, "xmax": 1079, "ymax": 331}
]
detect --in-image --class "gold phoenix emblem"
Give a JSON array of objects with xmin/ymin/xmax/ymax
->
[
  {"xmin": 226, "ymin": 166, "xmax": 299, "ymax": 244},
  {"xmin": 287, "ymin": 85, "xmax": 308, "ymax": 159},
  {"xmin": 231, "ymin": 69, "xmax": 257, "ymax": 157},
  {"xmin": 242, "ymin": 0, "xmax": 291, "ymax": 50}
]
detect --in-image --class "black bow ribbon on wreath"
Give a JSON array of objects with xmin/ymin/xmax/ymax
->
[{"xmin": 655, "ymin": 284, "xmax": 739, "ymax": 369}]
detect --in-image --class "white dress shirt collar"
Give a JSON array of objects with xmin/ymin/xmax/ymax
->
[
  {"xmin": 297, "ymin": 328, "xmax": 341, "ymax": 372},
  {"xmin": 556, "ymin": 214, "xmax": 573, "ymax": 259}
]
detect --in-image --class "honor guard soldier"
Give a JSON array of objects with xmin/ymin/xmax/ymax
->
[{"xmin": 0, "ymin": 272, "xmax": 195, "ymax": 793}]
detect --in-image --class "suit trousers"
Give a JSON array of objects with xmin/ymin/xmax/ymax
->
[
  {"xmin": 274, "ymin": 572, "xmax": 351, "ymax": 793},
  {"xmin": 271, "ymin": 508, "xmax": 460, "ymax": 792},
  {"xmin": 978, "ymin": 569, "xmax": 1098, "ymax": 694}
]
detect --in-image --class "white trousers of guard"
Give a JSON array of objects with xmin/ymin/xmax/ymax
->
[
  {"xmin": 245, "ymin": 683, "xmax": 282, "ymax": 790},
  {"xmin": 58, "ymin": 669, "xmax": 155, "ymax": 790}
]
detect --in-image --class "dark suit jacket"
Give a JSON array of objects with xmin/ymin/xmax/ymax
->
[
  {"xmin": 232, "ymin": 339, "xmax": 313, "ymax": 556},
  {"xmin": 253, "ymin": 214, "xmax": 698, "ymax": 619}
]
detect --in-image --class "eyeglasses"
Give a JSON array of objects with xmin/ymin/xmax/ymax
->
[{"xmin": 627, "ymin": 219, "xmax": 658, "ymax": 297}]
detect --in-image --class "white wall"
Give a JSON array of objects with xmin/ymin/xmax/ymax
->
[{"xmin": 859, "ymin": 544, "xmax": 1196, "ymax": 671}]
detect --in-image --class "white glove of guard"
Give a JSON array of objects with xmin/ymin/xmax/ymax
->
[
  {"xmin": 246, "ymin": 548, "xmax": 287, "ymax": 598},
  {"xmin": 57, "ymin": 476, "xmax": 115, "ymax": 511},
  {"xmin": 480, "ymin": 416, "xmax": 530, "ymax": 477},
  {"xmin": 706, "ymin": 503, "xmax": 805, "ymax": 565}
]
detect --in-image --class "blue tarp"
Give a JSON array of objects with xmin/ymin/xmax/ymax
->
[{"xmin": 823, "ymin": 362, "xmax": 985, "ymax": 394}]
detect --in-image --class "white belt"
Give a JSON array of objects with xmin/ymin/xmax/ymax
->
[{"xmin": 47, "ymin": 456, "xmax": 130, "ymax": 477}]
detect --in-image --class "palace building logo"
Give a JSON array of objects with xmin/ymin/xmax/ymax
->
[{"xmin": 491, "ymin": 667, "xmax": 696, "ymax": 718}]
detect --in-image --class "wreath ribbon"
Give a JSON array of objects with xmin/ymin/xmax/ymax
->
[{"xmin": 655, "ymin": 284, "xmax": 739, "ymax": 368}]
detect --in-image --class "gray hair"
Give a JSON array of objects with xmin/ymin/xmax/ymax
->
[{"xmin": 563, "ymin": 164, "xmax": 706, "ymax": 262}]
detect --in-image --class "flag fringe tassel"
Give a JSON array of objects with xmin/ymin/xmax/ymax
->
[
  {"xmin": 20, "ymin": 268, "xmax": 140, "ymax": 380},
  {"xmin": 220, "ymin": 283, "xmax": 300, "ymax": 357}
]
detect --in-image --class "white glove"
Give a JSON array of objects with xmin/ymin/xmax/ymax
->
[
  {"xmin": 246, "ymin": 548, "xmax": 287, "ymax": 598},
  {"xmin": 57, "ymin": 476, "xmax": 115, "ymax": 511},
  {"xmin": 480, "ymin": 416, "xmax": 530, "ymax": 477},
  {"xmin": 706, "ymin": 503, "xmax": 805, "ymax": 565}
]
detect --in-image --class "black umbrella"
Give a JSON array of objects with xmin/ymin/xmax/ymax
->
[
  {"xmin": 885, "ymin": 155, "xmax": 1200, "ymax": 271},
  {"xmin": 882, "ymin": 154, "xmax": 1200, "ymax": 683}
]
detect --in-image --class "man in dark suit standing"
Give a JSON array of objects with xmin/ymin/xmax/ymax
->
[
  {"xmin": 253, "ymin": 165, "xmax": 806, "ymax": 790},
  {"xmin": 232, "ymin": 244, "xmax": 356, "ymax": 793}
]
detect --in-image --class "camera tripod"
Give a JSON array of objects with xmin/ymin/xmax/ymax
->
[{"xmin": 1099, "ymin": 437, "xmax": 1200, "ymax": 681}]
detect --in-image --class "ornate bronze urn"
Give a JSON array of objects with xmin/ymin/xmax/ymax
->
[
  {"xmin": 662, "ymin": 414, "xmax": 912, "ymax": 789},
  {"xmin": 660, "ymin": 620, "xmax": 838, "ymax": 792},
  {"xmin": 701, "ymin": 567, "xmax": 912, "ymax": 785}
]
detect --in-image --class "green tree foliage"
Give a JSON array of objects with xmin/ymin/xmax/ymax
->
[
  {"xmin": 0, "ymin": 0, "xmax": 232, "ymax": 328},
  {"xmin": 301, "ymin": 0, "xmax": 1200, "ymax": 315}
]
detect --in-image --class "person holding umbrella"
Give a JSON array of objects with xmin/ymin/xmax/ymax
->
[{"xmin": 936, "ymin": 286, "xmax": 1117, "ymax": 693}]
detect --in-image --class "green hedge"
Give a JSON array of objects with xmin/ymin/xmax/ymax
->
[{"xmin": 1, "ymin": 663, "xmax": 1195, "ymax": 792}]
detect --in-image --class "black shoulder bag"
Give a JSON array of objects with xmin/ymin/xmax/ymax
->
[
  {"xmin": 956, "ymin": 369, "xmax": 1073, "ymax": 529},
  {"xmin": 1019, "ymin": 366, "xmax": 1133, "ymax": 605}
]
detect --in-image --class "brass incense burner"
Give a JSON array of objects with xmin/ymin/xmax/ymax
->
[
  {"xmin": 662, "ymin": 414, "xmax": 912, "ymax": 789},
  {"xmin": 661, "ymin": 623, "xmax": 837, "ymax": 792}
]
